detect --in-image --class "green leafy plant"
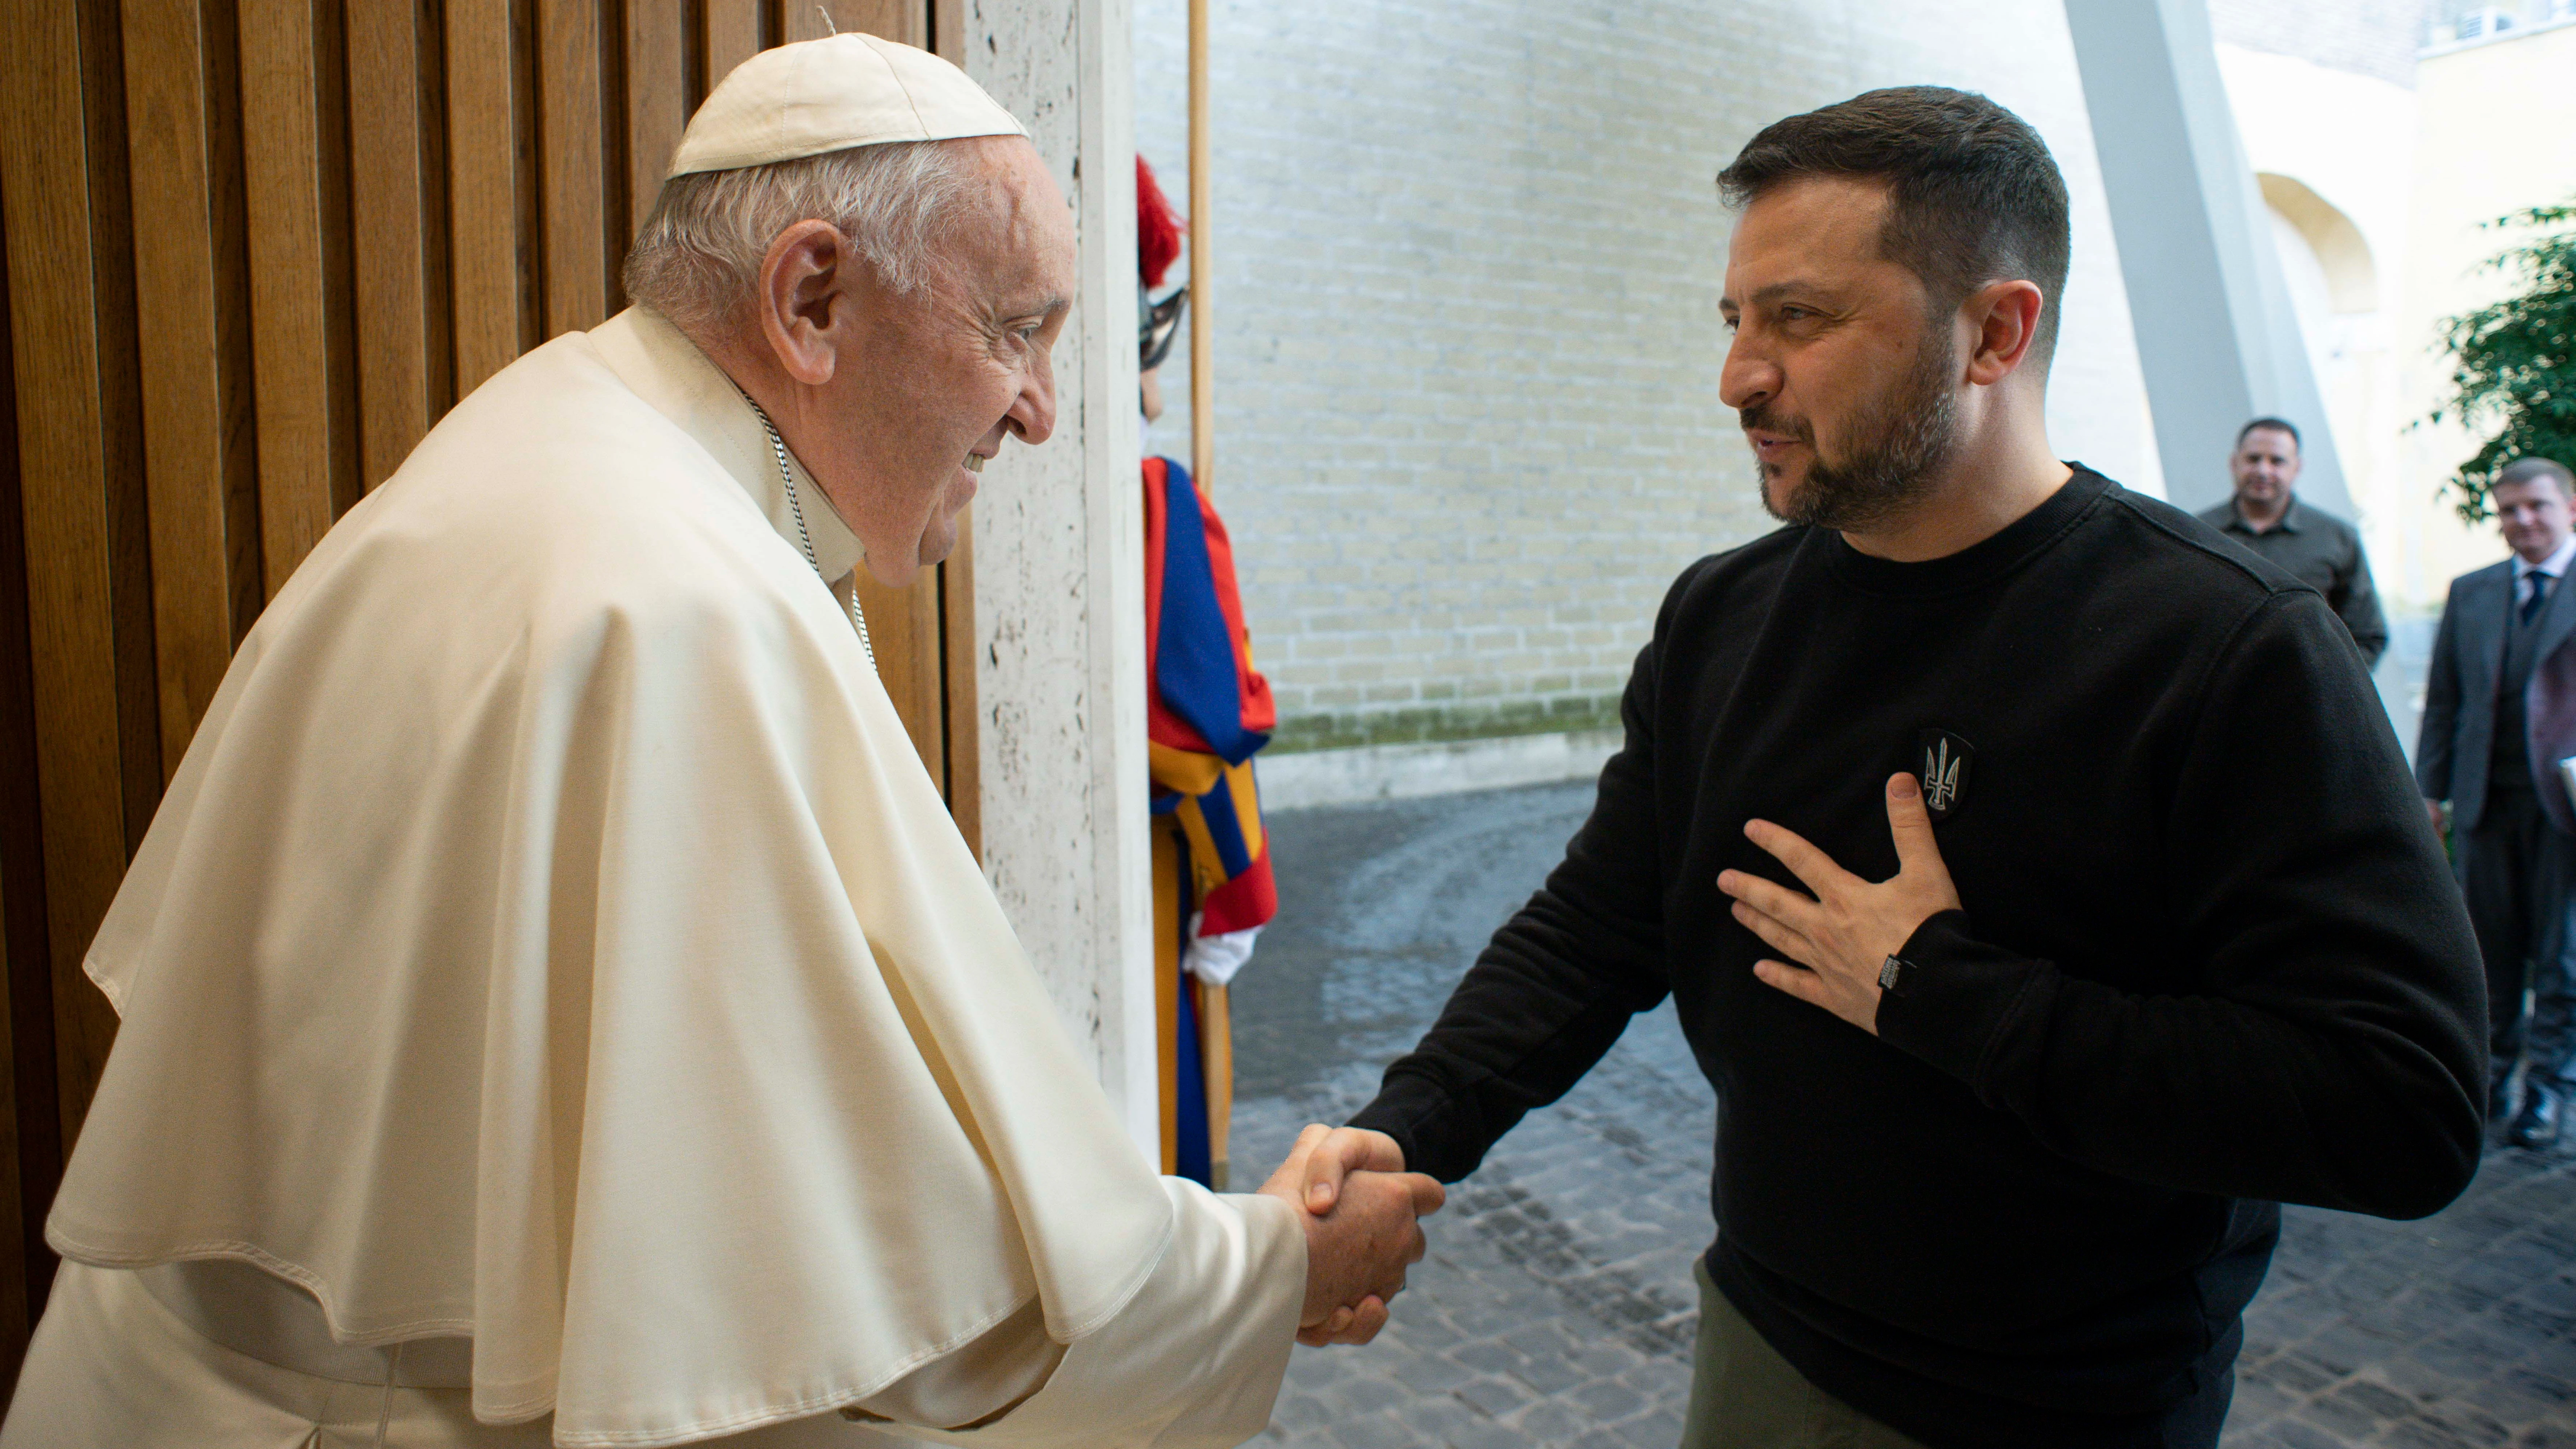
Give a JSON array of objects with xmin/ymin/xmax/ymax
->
[{"xmin": 2428, "ymin": 199, "xmax": 2576, "ymax": 523}]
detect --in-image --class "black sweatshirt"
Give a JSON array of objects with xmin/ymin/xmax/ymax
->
[{"xmin": 1349, "ymin": 467, "xmax": 2485, "ymax": 1448}]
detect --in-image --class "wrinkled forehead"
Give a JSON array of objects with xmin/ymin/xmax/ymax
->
[{"xmin": 947, "ymin": 136, "xmax": 1076, "ymax": 300}]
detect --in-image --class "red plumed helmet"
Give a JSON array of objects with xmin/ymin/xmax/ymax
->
[{"xmin": 1137, "ymin": 155, "xmax": 1184, "ymax": 289}]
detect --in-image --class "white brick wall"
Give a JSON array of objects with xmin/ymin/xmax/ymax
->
[{"xmin": 1132, "ymin": 0, "xmax": 2158, "ymax": 753}]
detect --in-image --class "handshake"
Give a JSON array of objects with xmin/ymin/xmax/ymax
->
[{"xmin": 1257, "ymin": 1125, "xmax": 1446, "ymax": 1348}]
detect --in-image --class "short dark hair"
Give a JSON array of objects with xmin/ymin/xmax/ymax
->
[
  {"xmin": 2498, "ymin": 457, "xmax": 2575, "ymax": 497},
  {"xmin": 2237, "ymin": 417, "xmax": 2301, "ymax": 450},
  {"xmin": 1716, "ymin": 87, "xmax": 2072, "ymax": 360}
]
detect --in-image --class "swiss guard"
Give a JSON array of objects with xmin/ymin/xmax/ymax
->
[{"xmin": 1140, "ymin": 155, "xmax": 1276, "ymax": 1190}]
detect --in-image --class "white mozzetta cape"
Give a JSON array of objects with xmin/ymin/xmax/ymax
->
[{"xmin": 47, "ymin": 309, "xmax": 1301, "ymax": 1446}]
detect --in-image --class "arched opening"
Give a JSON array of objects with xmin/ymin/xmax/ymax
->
[{"xmin": 2258, "ymin": 172, "xmax": 2379, "ymax": 313}]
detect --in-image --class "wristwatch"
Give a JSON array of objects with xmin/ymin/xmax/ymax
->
[{"xmin": 1877, "ymin": 954, "xmax": 1914, "ymax": 997}]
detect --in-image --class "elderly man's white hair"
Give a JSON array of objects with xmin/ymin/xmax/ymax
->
[{"xmin": 623, "ymin": 139, "xmax": 986, "ymax": 340}]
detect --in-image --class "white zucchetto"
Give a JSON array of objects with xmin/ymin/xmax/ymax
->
[{"xmin": 669, "ymin": 33, "xmax": 1027, "ymax": 177}]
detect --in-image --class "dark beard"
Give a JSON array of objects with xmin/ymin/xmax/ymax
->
[{"xmin": 1745, "ymin": 332, "xmax": 1960, "ymax": 531}]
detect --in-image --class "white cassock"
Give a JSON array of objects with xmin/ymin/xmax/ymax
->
[{"xmin": 0, "ymin": 306, "xmax": 1304, "ymax": 1448}]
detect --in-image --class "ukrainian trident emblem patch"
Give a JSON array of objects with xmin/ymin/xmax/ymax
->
[{"xmin": 1917, "ymin": 730, "xmax": 1973, "ymax": 822}]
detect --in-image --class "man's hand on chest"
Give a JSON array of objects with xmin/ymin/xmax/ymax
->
[{"xmin": 1716, "ymin": 771, "xmax": 1964, "ymax": 1035}]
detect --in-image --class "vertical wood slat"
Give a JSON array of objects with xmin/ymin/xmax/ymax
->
[
  {"xmin": 940, "ymin": 529, "xmax": 979, "ymax": 857},
  {"xmin": 0, "ymin": 190, "xmax": 45, "ymax": 1392},
  {"xmin": 125, "ymin": 0, "xmax": 259, "ymax": 766},
  {"xmin": 789, "ymin": 0, "xmax": 925, "ymax": 45},
  {"xmin": 78, "ymin": 0, "xmax": 165, "ymax": 870},
  {"xmin": 0, "ymin": 869, "xmax": 24, "ymax": 1393},
  {"xmin": 348, "ymin": 0, "xmax": 452, "ymax": 491},
  {"xmin": 0, "ymin": 0, "xmax": 150, "ymax": 1154},
  {"xmin": 930, "ymin": 0, "xmax": 962, "ymax": 60},
  {"xmin": 241, "ymin": 0, "xmax": 360, "ymax": 594},
  {"xmin": 206, "ymin": 2, "xmax": 265, "ymax": 654},
  {"xmin": 538, "ymin": 0, "xmax": 611, "ymax": 337},
  {"xmin": 626, "ymin": 1, "xmax": 686, "ymax": 240},
  {"xmin": 702, "ymin": 0, "xmax": 761, "ymax": 94},
  {"xmin": 931, "ymin": 0, "xmax": 977, "ymax": 857},
  {"xmin": 448, "ymin": 0, "xmax": 530, "ymax": 395},
  {"xmin": 852, "ymin": 568, "xmax": 945, "ymax": 789}
]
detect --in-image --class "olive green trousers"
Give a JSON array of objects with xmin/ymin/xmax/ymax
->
[{"xmin": 1679, "ymin": 1257, "xmax": 1931, "ymax": 1449}]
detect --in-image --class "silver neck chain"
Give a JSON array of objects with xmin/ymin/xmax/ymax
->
[{"xmin": 736, "ymin": 388, "xmax": 875, "ymax": 670}]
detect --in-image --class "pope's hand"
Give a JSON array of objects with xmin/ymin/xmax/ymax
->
[
  {"xmin": 1259, "ymin": 1124, "xmax": 1444, "ymax": 1347},
  {"xmin": 1294, "ymin": 1125, "xmax": 1408, "ymax": 1215},
  {"xmin": 1715, "ymin": 771, "xmax": 1963, "ymax": 1035}
]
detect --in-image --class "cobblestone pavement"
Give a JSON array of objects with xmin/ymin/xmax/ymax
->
[{"xmin": 1232, "ymin": 779, "xmax": 2576, "ymax": 1449}]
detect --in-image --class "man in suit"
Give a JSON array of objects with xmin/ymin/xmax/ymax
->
[
  {"xmin": 2420, "ymin": 455, "xmax": 2576, "ymax": 1147},
  {"xmin": 2199, "ymin": 418, "xmax": 2388, "ymax": 666}
]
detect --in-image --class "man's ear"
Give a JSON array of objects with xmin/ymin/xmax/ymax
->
[
  {"xmin": 1962, "ymin": 279, "xmax": 2045, "ymax": 387},
  {"xmin": 757, "ymin": 220, "xmax": 847, "ymax": 387}
]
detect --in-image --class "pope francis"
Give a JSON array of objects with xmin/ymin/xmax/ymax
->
[{"xmin": 0, "ymin": 35, "xmax": 1441, "ymax": 1449}]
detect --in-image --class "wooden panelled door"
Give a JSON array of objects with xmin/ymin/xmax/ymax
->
[{"xmin": 0, "ymin": 0, "xmax": 977, "ymax": 1388}]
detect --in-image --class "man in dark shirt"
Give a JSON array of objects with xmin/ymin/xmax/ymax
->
[
  {"xmin": 2197, "ymin": 417, "xmax": 2388, "ymax": 666},
  {"xmin": 1297, "ymin": 88, "xmax": 2484, "ymax": 1448}
]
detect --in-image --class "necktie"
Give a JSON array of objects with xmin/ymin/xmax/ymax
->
[{"xmin": 2525, "ymin": 570, "xmax": 2555, "ymax": 624}]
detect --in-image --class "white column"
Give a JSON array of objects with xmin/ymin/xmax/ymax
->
[
  {"xmin": 2063, "ymin": 0, "xmax": 2350, "ymax": 515},
  {"xmin": 959, "ymin": 0, "xmax": 1156, "ymax": 1161}
]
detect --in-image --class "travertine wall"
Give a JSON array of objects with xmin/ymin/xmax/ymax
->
[{"xmin": 1133, "ymin": 0, "xmax": 2158, "ymax": 755}]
